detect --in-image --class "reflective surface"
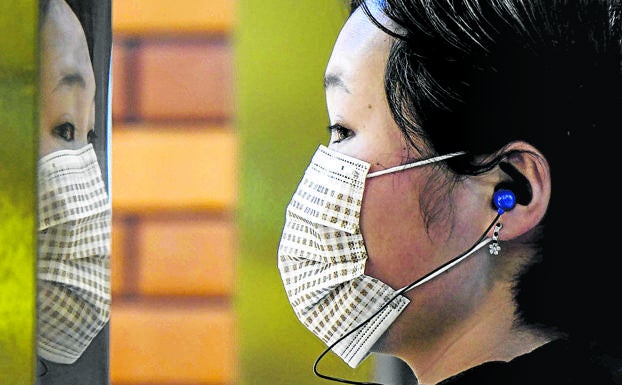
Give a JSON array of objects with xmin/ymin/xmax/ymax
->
[{"xmin": 35, "ymin": 1, "xmax": 111, "ymax": 384}]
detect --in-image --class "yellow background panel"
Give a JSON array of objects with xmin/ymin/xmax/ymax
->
[{"xmin": 113, "ymin": 0, "xmax": 235, "ymax": 34}]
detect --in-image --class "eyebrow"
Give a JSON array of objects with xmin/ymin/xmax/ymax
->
[
  {"xmin": 54, "ymin": 72, "xmax": 87, "ymax": 91},
  {"xmin": 324, "ymin": 72, "xmax": 351, "ymax": 93}
]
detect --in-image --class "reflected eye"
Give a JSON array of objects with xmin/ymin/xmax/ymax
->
[
  {"xmin": 328, "ymin": 123, "xmax": 353, "ymax": 144},
  {"xmin": 87, "ymin": 130, "xmax": 97, "ymax": 144},
  {"xmin": 52, "ymin": 122, "xmax": 75, "ymax": 142}
]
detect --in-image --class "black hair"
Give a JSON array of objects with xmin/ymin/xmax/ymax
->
[{"xmin": 352, "ymin": 0, "xmax": 622, "ymax": 354}]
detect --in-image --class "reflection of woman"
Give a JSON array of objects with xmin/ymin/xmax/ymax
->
[
  {"xmin": 278, "ymin": 0, "xmax": 622, "ymax": 384},
  {"xmin": 37, "ymin": 0, "xmax": 110, "ymax": 381},
  {"xmin": 39, "ymin": 0, "xmax": 96, "ymax": 157}
]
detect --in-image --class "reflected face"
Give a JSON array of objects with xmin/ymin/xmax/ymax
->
[{"xmin": 39, "ymin": 0, "xmax": 96, "ymax": 158}]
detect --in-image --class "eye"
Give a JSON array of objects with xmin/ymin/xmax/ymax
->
[
  {"xmin": 328, "ymin": 123, "xmax": 353, "ymax": 144},
  {"xmin": 52, "ymin": 122, "xmax": 75, "ymax": 142},
  {"xmin": 87, "ymin": 129, "xmax": 98, "ymax": 144}
]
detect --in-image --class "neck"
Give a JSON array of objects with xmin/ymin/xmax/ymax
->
[{"xmin": 399, "ymin": 282, "xmax": 556, "ymax": 385}]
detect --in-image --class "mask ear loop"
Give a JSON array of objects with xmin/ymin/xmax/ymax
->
[
  {"xmin": 312, "ymin": 213, "xmax": 503, "ymax": 385},
  {"xmin": 367, "ymin": 152, "xmax": 466, "ymax": 179}
]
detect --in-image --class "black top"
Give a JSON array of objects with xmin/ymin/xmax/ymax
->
[{"xmin": 437, "ymin": 339, "xmax": 622, "ymax": 385}]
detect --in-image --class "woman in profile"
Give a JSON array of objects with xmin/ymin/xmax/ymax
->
[{"xmin": 277, "ymin": 0, "xmax": 622, "ymax": 384}]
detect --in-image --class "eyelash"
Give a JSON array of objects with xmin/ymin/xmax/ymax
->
[
  {"xmin": 328, "ymin": 123, "xmax": 353, "ymax": 144},
  {"xmin": 52, "ymin": 122, "xmax": 75, "ymax": 142}
]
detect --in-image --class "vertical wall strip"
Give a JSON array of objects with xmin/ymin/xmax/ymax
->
[{"xmin": 0, "ymin": 1, "xmax": 38, "ymax": 384}]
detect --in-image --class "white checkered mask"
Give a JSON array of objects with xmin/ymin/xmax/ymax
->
[
  {"xmin": 278, "ymin": 144, "xmax": 465, "ymax": 368},
  {"xmin": 37, "ymin": 144, "xmax": 111, "ymax": 364}
]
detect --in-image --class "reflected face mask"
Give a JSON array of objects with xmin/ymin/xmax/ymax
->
[
  {"xmin": 37, "ymin": 143, "xmax": 111, "ymax": 364},
  {"xmin": 277, "ymin": 144, "xmax": 464, "ymax": 368}
]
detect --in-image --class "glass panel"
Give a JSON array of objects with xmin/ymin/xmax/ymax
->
[{"xmin": 34, "ymin": 1, "xmax": 111, "ymax": 384}]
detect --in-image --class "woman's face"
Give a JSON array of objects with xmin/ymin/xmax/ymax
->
[
  {"xmin": 324, "ymin": 5, "xmax": 497, "ymax": 354},
  {"xmin": 39, "ymin": 0, "xmax": 96, "ymax": 158}
]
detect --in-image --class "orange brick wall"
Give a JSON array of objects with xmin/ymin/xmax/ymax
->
[{"xmin": 110, "ymin": 1, "xmax": 237, "ymax": 384}]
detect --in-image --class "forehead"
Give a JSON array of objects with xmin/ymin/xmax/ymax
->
[
  {"xmin": 40, "ymin": 0, "xmax": 94, "ymax": 86},
  {"xmin": 325, "ymin": 6, "xmax": 394, "ymax": 87}
]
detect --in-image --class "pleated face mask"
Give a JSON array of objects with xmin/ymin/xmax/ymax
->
[
  {"xmin": 277, "ymin": 144, "xmax": 465, "ymax": 368},
  {"xmin": 37, "ymin": 143, "xmax": 111, "ymax": 364}
]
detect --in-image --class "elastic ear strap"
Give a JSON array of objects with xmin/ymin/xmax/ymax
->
[{"xmin": 367, "ymin": 151, "xmax": 465, "ymax": 178}]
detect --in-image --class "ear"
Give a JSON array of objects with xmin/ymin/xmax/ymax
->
[{"xmin": 489, "ymin": 141, "xmax": 550, "ymax": 241}]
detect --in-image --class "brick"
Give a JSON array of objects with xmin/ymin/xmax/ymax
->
[
  {"xmin": 137, "ymin": 41, "xmax": 234, "ymax": 120},
  {"xmin": 111, "ymin": 125, "xmax": 237, "ymax": 211},
  {"xmin": 136, "ymin": 217, "xmax": 235, "ymax": 296},
  {"xmin": 113, "ymin": 0, "xmax": 235, "ymax": 34},
  {"xmin": 110, "ymin": 302, "xmax": 236, "ymax": 384}
]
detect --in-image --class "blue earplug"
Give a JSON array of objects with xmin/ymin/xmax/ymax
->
[{"xmin": 493, "ymin": 189, "xmax": 516, "ymax": 215}]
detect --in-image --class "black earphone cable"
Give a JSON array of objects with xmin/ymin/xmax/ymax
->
[{"xmin": 312, "ymin": 213, "xmax": 503, "ymax": 385}]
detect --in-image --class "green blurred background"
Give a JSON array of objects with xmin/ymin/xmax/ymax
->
[
  {"xmin": 0, "ymin": 1, "xmax": 38, "ymax": 384},
  {"xmin": 236, "ymin": 1, "xmax": 378, "ymax": 384}
]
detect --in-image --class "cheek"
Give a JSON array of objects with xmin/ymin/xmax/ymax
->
[
  {"xmin": 39, "ymin": 103, "xmax": 59, "ymax": 158},
  {"xmin": 360, "ymin": 173, "xmax": 440, "ymax": 289},
  {"xmin": 38, "ymin": 131, "xmax": 55, "ymax": 158}
]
